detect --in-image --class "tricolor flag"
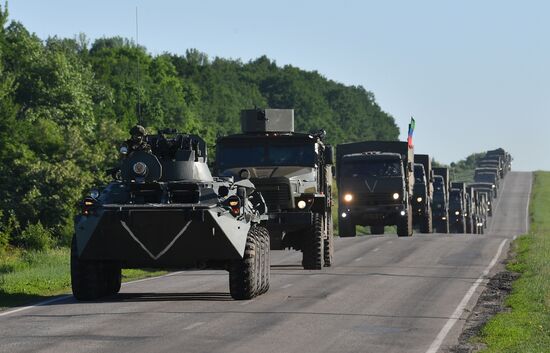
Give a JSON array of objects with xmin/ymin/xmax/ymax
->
[{"xmin": 407, "ymin": 117, "xmax": 415, "ymax": 148}]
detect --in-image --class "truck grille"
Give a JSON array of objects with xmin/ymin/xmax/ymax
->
[
  {"xmin": 354, "ymin": 193, "xmax": 398, "ymax": 205},
  {"xmin": 255, "ymin": 183, "xmax": 291, "ymax": 210}
]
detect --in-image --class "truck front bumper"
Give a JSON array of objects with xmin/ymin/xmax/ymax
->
[{"xmin": 339, "ymin": 204, "xmax": 407, "ymax": 226}]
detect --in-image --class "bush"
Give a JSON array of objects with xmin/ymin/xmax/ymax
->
[{"xmin": 19, "ymin": 222, "xmax": 53, "ymax": 251}]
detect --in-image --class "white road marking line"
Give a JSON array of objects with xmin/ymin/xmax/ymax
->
[
  {"xmin": 354, "ymin": 257, "xmax": 363, "ymax": 262},
  {"xmin": 0, "ymin": 295, "xmax": 71, "ymax": 318},
  {"xmin": 372, "ymin": 247, "xmax": 380, "ymax": 252},
  {"xmin": 183, "ymin": 322, "xmax": 205, "ymax": 330},
  {"xmin": 0, "ymin": 271, "xmax": 186, "ymax": 318},
  {"xmin": 425, "ymin": 238, "xmax": 508, "ymax": 353},
  {"xmin": 282, "ymin": 283, "xmax": 293, "ymax": 289}
]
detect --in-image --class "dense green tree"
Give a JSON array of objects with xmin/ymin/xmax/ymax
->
[{"xmin": 0, "ymin": 4, "xmax": 401, "ymax": 249}]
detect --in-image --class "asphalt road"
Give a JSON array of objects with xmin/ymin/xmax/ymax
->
[{"xmin": 0, "ymin": 172, "xmax": 532, "ymax": 353}]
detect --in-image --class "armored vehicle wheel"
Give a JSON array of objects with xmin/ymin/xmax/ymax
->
[
  {"xmin": 71, "ymin": 235, "xmax": 121, "ymax": 301},
  {"xmin": 230, "ymin": 226, "xmax": 267, "ymax": 300},
  {"xmin": 370, "ymin": 225, "xmax": 385, "ymax": 235},
  {"xmin": 420, "ymin": 212, "xmax": 433, "ymax": 233},
  {"xmin": 324, "ymin": 213, "xmax": 334, "ymax": 267},
  {"xmin": 397, "ymin": 211, "xmax": 413, "ymax": 237},
  {"xmin": 434, "ymin": 219, "xmax": 450, "ymax": 234},
  {"xmin": 339, "ymin": 219, "xmax": 356, "ymax": 237},
  {"xmin": 258, "ymin": 226, "xmax": 270, "ymax": 294},
  {"xmin": 302, "ymin": 213, "xmax": 325, "ymax": 270}
]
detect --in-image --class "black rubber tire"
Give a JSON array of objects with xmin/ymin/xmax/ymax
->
[
  {"xmin": 420, "ymin": 212, "xmax": 433, "ymax": 233},
  {"xmin": 71, "ymin": 235, "xmax": 121, "ymax": 301},
  {"xmin": 302, "ymin": 213, "xmax": 325, "ymax": 270},
  {"xmin": 339, "ymin": 219, "xmax": 356, "ymax": 237},
  {"xmin": 370, "ymin": 225, "xmax": 385, "ymax": 235},
  {"xmin": 397, "ymin": 210, "xmax": 413, "ymax": 237},
  {"xmin": 323, "ymin": 213, "xmax": 334, "ymax": 267},
  {"xmin": 229, "ymin": 226, "xmax": 260, "ymax": 300},
  {"xmin": 258, "ymin": 226, "xmax": 270, "ymax": 294}
]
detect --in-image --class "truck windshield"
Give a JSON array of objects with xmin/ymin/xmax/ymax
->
[
  {"xmin": 217, "ymin": 143, "xmax": 316, "ymax": 169},
  {"xmin": 414, "ymin": 165, "xmax": 426, "ymax": 183},
  {"xmin": 342, "ymin": 160, "xmax": 402, "ymax": 178}
]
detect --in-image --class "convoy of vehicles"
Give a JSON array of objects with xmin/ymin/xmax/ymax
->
[{"xmin": 71, "ymin": 108, "xmax": 512, "ymax": 300}]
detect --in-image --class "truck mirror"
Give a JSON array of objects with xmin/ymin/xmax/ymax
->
[
  {"xmin": 324, "ymin": 145, "xmax": 334, "ymax": 165},
  {"xmin": 331, "ymin": 165, "xmax": 336, "ymax": 177}
]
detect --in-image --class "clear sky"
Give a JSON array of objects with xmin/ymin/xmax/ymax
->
[{"xmin": 7, "ymin": 0, "xmax": 550, "ymax": 171}]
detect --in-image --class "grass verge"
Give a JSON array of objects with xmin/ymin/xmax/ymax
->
[
  {"xmin": 0, "ymin": 247, "xmax": 166, "ymax": 309},
  {"xmin": 478, "ymin": 171, "xmax": 550, "ymax": 352}
]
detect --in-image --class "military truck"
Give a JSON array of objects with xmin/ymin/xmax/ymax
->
[
  {"xmin": 474, "ymin": 168, "xmax": 499, "ymax": 197},
  {"xmin": 470, "ymin": 182, "xmax": 495, "ymax": 217},
  {"xmin": 72, "ymin": 130, "xmax": 270, "ymax": 301},
  {"xmin": 216, "ymin": 109, "xmax": 334, "ymax": 270},
  {"xmin": 467, "ymin": 185, "xmax": 486, "ymax": 234},
  {"xmin": 336, "ymin": 141, "xmax": 414, "ymax": 237},
  {"xmin": 485, "ymin": 148, "xmax": 512, "ymax": 175},
  {"xmin": 432, "ymin": 167, "xmax": 450, "ymax": 233},
  {"xmin": 452, "ymin": 182, "xmax": 473, "ymax": 233},
  {"xmin": 412, "ymin": 154, "xmax": 433, "ymax": 233},
  {"xmin": 449, "ymin": 182, "xmax": 467, "ymax": 233}
]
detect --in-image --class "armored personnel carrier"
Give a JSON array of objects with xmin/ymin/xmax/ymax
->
[
  {"xmin": 72, "ymin": 128, "xmax": 270, "ymax": 301},
  {"xmin": 216, "ymin": 109, "xmax": 334, "ymax": 270}
]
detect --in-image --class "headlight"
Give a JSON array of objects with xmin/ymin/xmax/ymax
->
[
  {"xmin": 344, "ymin": 193, "xmax": 353, "ymax": 202},
  {"xmin": 416, "ymin": 197, "xmax": 423, "ymax": 203},
  {"xmin": 90, "ymin": 189, "xmax": 100, "ymax": 199},
  {"xmin": 488, "ymin": 201, "xmax": 491, "ymax": 205},
  {"xmin": 464, "ymin": 213, "xmax": 468, "ymax": 216},
  {"xmin": 133, "ymin": 162, "xmax": 147, "ymax": 175},
  {"xmin": 492, "ymin": 184, "xmax": 496, "ymax": 188},
  {"xmin": 297, "ymin": 200, "xmax": 307, "ymax": 209},
  {"xmin": 393, "ymin": 193, "xmax": 400, "ymax": 200},
  {"xmin": 341, "ymin": 212, "xmax": 347, "ymax": 218},
  {"xmin": 442, "ymin": 216, "xmax": 447, "ymax": 220},
  {"xmin": 455, "ymin": 211, "xmax": 460, "ymax": 215},
  {"xmin": 119, "ymin": 146, "xmax": 128, "ymax": 155}
]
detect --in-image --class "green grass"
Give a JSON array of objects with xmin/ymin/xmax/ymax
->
[
  {"xmin": 0, "ymin": 247, "xmax": 166, "ymax": 309},
  {"xmin": 478, "ymin": 171, "xmax": 550, "ymax": 352}
]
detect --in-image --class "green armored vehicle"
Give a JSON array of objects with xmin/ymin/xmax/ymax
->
[
  {"xmin": 216, "ymin": 109, "xmax": 335, "ymax": 270},
  {"xmin": 72, "ymin": 128, "xmax": 270, "ymax": 301}
]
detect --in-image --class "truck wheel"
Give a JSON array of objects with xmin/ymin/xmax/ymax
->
[
  {"xmin": 71, "ymin": 235, "xmax": 120, "ymax": 300},
  {"xmin": 229, "ymin": 226, "xmax": 260, "ymax": 300},
  {"xmin": 397, "ymin": 211, "xmax": 413, "ymax": 237},
  {"xmin": 323, "ymin": 213, "xmax": 334, "ymax": 267},
  {"xmin": 258, "ymin": 226, "xmax": 270, "ymax": 294},
  {"xmin": 459, "ymin": 219, "xmax": 466, "ymax": 233},
  {"xmin": 420, "ymin": 212, "xmax": 433, "ymax": 233},
  {"xmin": 339, "ymin": 219, "xmax": 356, "ymax": 237},
  {"xmin": 370, "ymin": 225, "xmax": 384, "ymax": 235},
  {"xmin": 302, "ymin": 213, "xmax": 325, "ymax": 270}
]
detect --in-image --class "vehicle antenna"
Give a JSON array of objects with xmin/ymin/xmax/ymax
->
[{"xmin": 135, "ymin": 6, "xmax": 142, "ymax": 125}]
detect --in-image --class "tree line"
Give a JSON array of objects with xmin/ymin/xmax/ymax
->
[{"xmin": 0, "ymin": 5, "xmax": 399, "ymax": 251}]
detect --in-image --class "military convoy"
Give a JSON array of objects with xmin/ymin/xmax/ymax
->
[{"xmin": 71, "ymin": 109, "xmax": 512, "ymax": 301}]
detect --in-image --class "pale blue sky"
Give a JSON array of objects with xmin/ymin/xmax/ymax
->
[{"xmin": 7, "ymin": 0, "xmax": 550, "ymax": 171}]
